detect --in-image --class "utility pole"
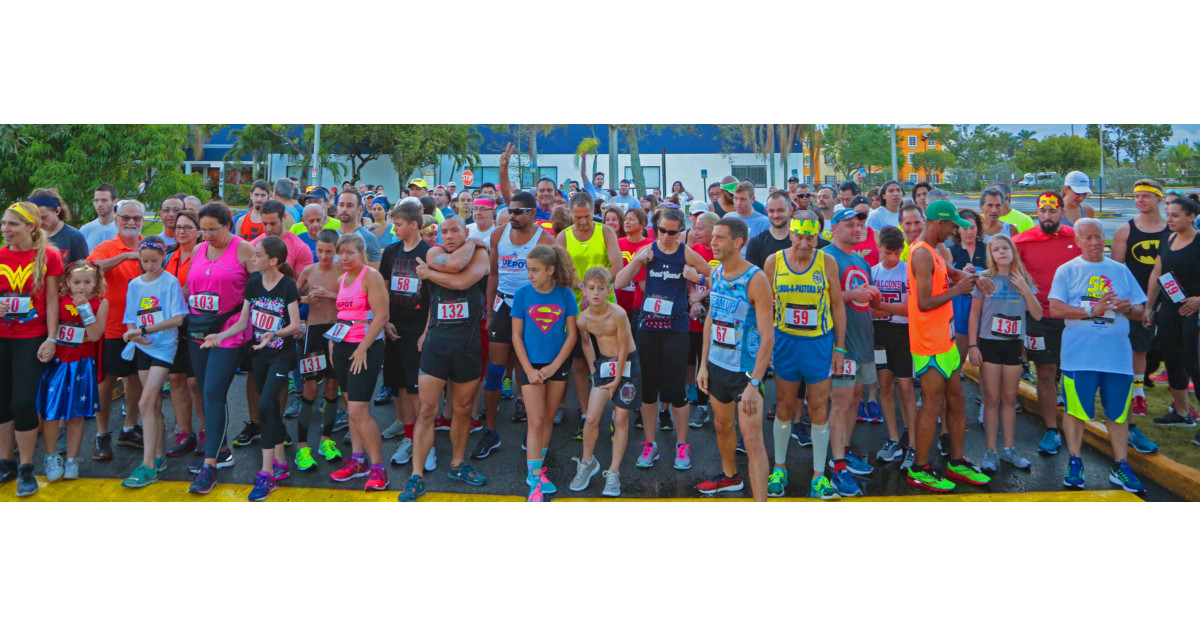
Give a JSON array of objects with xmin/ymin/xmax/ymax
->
[
  {"xmin": 1098, "ymin": 123, "xmax": 1105, "ymax": 213},
  {"xmin": 609, "ymin": 126, "xmax": 619, "ymax": 192},
  {"xmin": 890, "ymin": 124, "xmax": 899, "ymax": 182},
  {"xmin": 311, "ymin": 123, "xmax": 322, "ymax": 189}
]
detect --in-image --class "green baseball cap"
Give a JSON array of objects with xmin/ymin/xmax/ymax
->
[{"xmin": 926, "ymin": 199, "xmax": 971, "ymax": 228}]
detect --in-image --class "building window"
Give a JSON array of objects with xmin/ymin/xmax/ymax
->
[
  {"xmin": 534, "ymin": 166, "xmax": 558, "ymax": 185},
  {"xmin": 804, "ymin": 155, "xmax": 811, "ymax": 166},
  {"xmin": 805, "ymin": 175, "xmax": 813, "ymax": 184},
  {"xmin": 932, "ymin": 174, "xmax": 940, "ymax": 184},
  {"xmin": 623, "ymin": 166, "xmax": 661, "ymax": 190},
  {"xmin": 927, "ymin": 138, "xmax": 936, "ymax": 149},
  {"xmin": 824, "ymin": 175, "xmax": 836, "ymax": 185},
  {"xmin": 908, "ymin": 174, "xmax": 918, "ymax": 183},
  {"xmin": 907, "ymin": 154, "xmax": 914, "ymax": 165},
  {"xmin": 908, "ymin": 135, "xmax": 918, "ymax": 148},
  {"xmin": 473, "ymin": 166, "xmax": 501, "ymax": 189},
  {"xmin": 731, "ymin": 165, "xmax": 767, "ymax": 186}
]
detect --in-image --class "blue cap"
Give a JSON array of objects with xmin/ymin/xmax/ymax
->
[{"xmin": 832, "ymin": 206, "xmax": 868, "ymax": 224}]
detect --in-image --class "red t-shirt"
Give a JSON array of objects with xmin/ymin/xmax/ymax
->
[
  {"xmin": 852, "ymin": 226, "xmax": 880, "ymax": 267},
  {"xmin": 617, "ymin": 236, "xmax": 653, "ymax": 314},
  {"xmin": 1014, "ymin": 225, "xmax": 1080, "ymax": 317},
  {"xmin": 87, "ymin": 236, "xmax": 143, "ymax": 339},
  {"xmin": 54, "ymin": 297, "xmax": 102, "ymax": 362},
  {"xmin": 689, "ymin": 243, "xmax": 715, "ymax": 332},
  {"xmin": 0, "ymin": 246, "xmax": 65, "ymax": 339}
]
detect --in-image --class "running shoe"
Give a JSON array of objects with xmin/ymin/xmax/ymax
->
[
  {"xmin": 1128, "ymin": 426, "xmax": 1158, "ymax": 454},
  {"xmin": 1130, "ymin": 395, "xmax": 1149, "ymax": 418},
  {"xmin": 372, "ymin": 387, "xmax": 393, "ymax": 406},
  {"xmin": 569, "ymin": 456, "xmax": 600, "ymax": 491},
  {"xmin": 447, "ymin": 463, "xmax": 486, "ymax": 486},
  {"xmin": 1063, "ymin": 455, "xmax": 1084, "ymax": 489},
  {"xmin": 365, "ymin": 466, "xmax": 389, "ymax": 491},
  {"xmin": 15, "ymin": 464, "xmax": 37, "ymax": 497},
  {"xmin": 1149, "ymin": 370, "xmax": 1170, "ymax": 383},
  {"xmin": 981, "ymin": 449, "xmax": 999, "ymax": 473},
  {"xmin": 434, "ymin": 415, "xmax": 452, "ymax": 431},
  {"xmin": 162, "ymin": 382, "xmax": 171, "ymax": 398},
  {"xmin": 633, "ymin": 408, "xmax": 642, "ymax": 429},
  {"xmin": 1037, "ymin": 429, "xmax": 1062, "ymax": 455},
  {"xmin": 513, "ymin": 397, "xmax": 527, "ymax": 422},
  {"xmin": 553, "ymin": 405, "xmax": 566, "ymax": 426},
  {"xmin": 831, "ymin": 469, "xmax": 862, "ymax": 496},
  {"xmin": 766, "ymin": 403, "xmax": 777, "ymax": 422},
  {"xmin": 425, "ymin": 447, "xmax": 437, "ymax": 472},
  {"xmin": 248, "ymin": 472, "xmax": 276, "ymax": 501},
  {"xmin": 155, "ymin": 457, "xmax": 167, "ymax": 472},
  {"xmin": 1171, "ymin": 400, "xmax": 1200, "ymax": 421},
  {"xmin": 906, "ymin": 465, "xmax": 954, "ymax": 493},
  {"xmin": 867, "ymin": 400, "xmax": 883, "ymax": 423},
  {"xmin": 810, "ymin": 475, "xmax": 840, "ymax": 500},
  {"xmin": 284, "ymin": 395, "xmax": 302, "ymax": 419},
  {"xmin": 471, "ymin": 429, "xmax": 501, "ymax": 460},
  {"xmin": 572, "ymin": 423, "xmax": 584, "ymax": 441},
  {"xmin": 946, "ymin": 458, "xmax": 990, "ymax": 486},
  {"xmin": 674, "ymin": 443, "xmax": 692, "ymax": 470},
  {"xmin": 689, "ymin": 406, "xmax": 710, "ymax": 429},
  {"xmin": 525, "ymin": 468, "xmax": 556, "ymax": 494},
  {"xmin": 381, "ymin": 421, "xmax": 406, "ymax": 440},
  {"xmin": 63, "ymin": 457, "xmax": 79, "ymax": 480},
  {"xmin": 232, "ymin": 421, "xmax": 260, "ymax": 447},
  {"xmin": 318, "ymin": 439, "xmax": 343, "ymax": 463},
  {"xmin": 765, "ymin": 366, "xmax": 774, "ymax": 379},
  {"xmin": 900, "ymin": 447, "xmax": 916, "ymax": 471},
  {"xmin": 792, "ymin": 421, "xmax": 811, "ymax": 446},
  {"xmin": 193, "ymin": 430, "xmax": 206, "ymax": 457},
  {"xmin": 117, "ymin": 425, "xmax": 144, "ymax": 448},
  {"xmin": 601, "ymin": 470, "xmax": 621, "ymax": 497},
  {"xmin": 500, "ymin": 377, "xmax": 514, "ymax": 400},
  {"xmin": 470, "ymin": 417, "xmax": 483, "ymax": 434},
  {"xmin": 165, "ymin": 431, "xmax": 197, "ymax": 457},
  {"xmin": 331, "ymin": 411, "xmax": 349, "ymax": 433},
  {"xmin": 389, "ymin": 437, "xmax": 414, "ymax": 466},
  {"xmin": 330, "ymin": 459, "xmax": 369, "ymax": 482},
  {"xmin": 397, "ymin": 475, "xmax": 426, "ymax": 502},
  {"xmin": 767, "ymin": 467, "xmax": 788, "ymax": 497},
  {"xmin": 876, "ymin": 439, "xmax": 902, "ymax": 463},
  {"xmin": 91, "ymin": 432, "xmax": 114, "ymax": 461},
  {"xmin": 1020, "ymin": 362, "xmax": 1034, "ymax": 383},
  {"xmin": 658, "ymin": 407, "xmax": 673, "ymax": 432},
  {"xmin": 1153, "ymin": 408, "xmax": 1196, "ymax": 428},
  {"xmin": 697, "ymin": 473, "xmax": 743, "ymax": 494},
  {"xmin": 294, "ymin": 447, "xmax": 317, "ymax": 471},
  {"xmin": 527, "ymin": 481, "xmax": 545, "ymax": 502},
  {"xmin": 636, "ymin": 441, "xmax": 659, "ymax": 468},
  {"xmin": 1000, "ymin": 447, "xmax": 1032, "ymax": 469},
  {"xmin": 937, "ymin": 433, "xmax": 950, "ymax": 458},
  {"xmin": 272, "ymin": 460, "xmax": 290, "ymax": 482},
  {"xmin": 44, "ymin": 454, "xmax": 64, "ymax": 483},
  {"xmin": 0, "ymin": 458, "xmax": 15, "ymax": 485},
  {"xmin": 856, "ymin": 401, "xmax": 868, "ymax": 422},
  {"xmin": 1109, "ymin": 460, "xmax": 1145, "ymax": 494},
  {"xmin": 188, "ymin": 448, "xmax": 234, "ymax": 473},
  {"xmin": 842, "ymin": 450, "xmax": 873, "ymax": 476},
  {"xmin": 736, "ymin": 438, "xmax": 746, "ymax": 455},
  {"xmin": 188, "ymin": 464, "xmax": 217, "ymax": 495}
]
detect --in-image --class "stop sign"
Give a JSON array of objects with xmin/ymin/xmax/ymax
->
[{"xmin": 462, "ymin": 170, "xmax": 474, "ymax": 186}]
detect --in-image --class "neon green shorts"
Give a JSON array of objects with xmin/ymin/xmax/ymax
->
[{"xmin": 912, "ymin": 345, "xmax": 961, "ymax": 380}]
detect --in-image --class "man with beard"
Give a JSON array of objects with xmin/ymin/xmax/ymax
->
[
  {"xmin": 336, "ymin": 189, "xmax": 383, "ymax": 269},
  {"xmin": 235, "ymin": 180, "xmax": 271, "ymax": 240}
]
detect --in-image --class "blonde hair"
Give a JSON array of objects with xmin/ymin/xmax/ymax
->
[
  {"xmin": 60, "ymin": 260, "xmax": 106, "ymax": 299},
  {"xmin": 5, "ymin": 202, "xmax": 52, "ymax": 294},
  {"xmin": 528, "ymin": 245, "xmax": 576, "ymax": 288},
  {"xmin": 983, "ymin": 234, "xmax": 1036, "ymax": 291}
]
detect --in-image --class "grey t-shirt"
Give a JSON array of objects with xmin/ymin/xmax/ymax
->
[
  {"xmin": 972, "ymin": 274, "xmax": 1036, "ymax": 341},
  {"xmin": 354, "ymin": 226, "xmax": 383, "ymax": 263}
]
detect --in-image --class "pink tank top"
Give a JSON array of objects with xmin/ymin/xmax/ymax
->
[
  {"xmin": 187, "ymin": 236, "xmax": 250, "ymax": 348},
  {"xmin": 336, "ymin": 267, "xmax": 374, "ymax": 344}
]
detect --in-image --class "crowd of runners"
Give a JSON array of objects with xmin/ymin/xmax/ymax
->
[{"xmin": 3, "ymin": 150, "xmax": 1199, "ymax": 501}]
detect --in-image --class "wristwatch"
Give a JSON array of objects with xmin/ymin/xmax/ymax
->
[
  {"xmin": 748, "ymin": 376, "xmax": 761, "ymax": 388},
  {"xmin": 140, "ymin": 324, "xmax": 149, "ymax": 335}
]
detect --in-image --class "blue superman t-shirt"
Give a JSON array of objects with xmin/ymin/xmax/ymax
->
[{"xmin": 511, "ymin": 283, "xmax": 578, "ymax": 364}]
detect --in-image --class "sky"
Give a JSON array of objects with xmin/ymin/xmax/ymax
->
[{"xmin": 989, "ymin": 124, "xmax": 1199, "ymax": 146}]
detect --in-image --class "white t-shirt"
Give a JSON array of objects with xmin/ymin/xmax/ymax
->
[
  {"xmin": 866, "ymin": 207, "xmax": 900, "ymax": 232},
  {"xmin": 1049, "ymin": 256, "xmax": 1147, "ymax": 375},
  {"xmin": 468, "ymin": 223, "xmax": 496, "ymax": 249}
]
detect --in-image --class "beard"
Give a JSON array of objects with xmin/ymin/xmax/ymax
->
[{"xmin": 1039, "ymin": 220, "xmax": 1060, "ymax": 235}]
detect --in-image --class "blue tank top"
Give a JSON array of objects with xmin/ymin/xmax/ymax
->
[
  {"xmin": 708, "ymin": 263, "xmax": 760, "ymax": 372},
  {"xmin": 639, "ymin": 241, "xmax": 689, "ymax": 333}
]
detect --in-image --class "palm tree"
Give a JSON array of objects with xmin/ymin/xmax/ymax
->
[
  {"xmin": 1016, "ymin": 129, "xmax": 1037, "ymax": 152},
  {"xmin": 225, "ymin": 125, "xmax": 285, "ymax": 181},
  {"xmin": 1165, "ymin": 142, "xmax": 1196, "ymax": 177}
]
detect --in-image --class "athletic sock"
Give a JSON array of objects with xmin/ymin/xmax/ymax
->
[
  {"xmin": 352, "ymin": 452, "xmax": 366, "ymax": 464},
  {"xmin": 541, "ymin": 447, "xmax": 548, "ymax": 459},
  {"xmin": 833, "ymin": 459, "xmax": 847, "ymax": 474},
  {"xmin": 527, "ymin": 458, "xmax": 542, "ymax": 482},
  {"xmin": 321, "ymin": 397, "xmax": 339, "ymax": 437},
  {"xmin": 1133, "ymin": 374, "xmax": 1146, "ymax": 399},
  {"xmin": 773, "ymin": 419, "xmax": 791, "ymax": 465},
  {"xmin": 404, "ymin": 423, "xmax": 415, "ymax": 440},
  {"xmin": 811, "ymin": 423, "xmax": 830, "ymax": 474},
  {"xmin": 370, "ymin": 463, "xmax": 383, "ymax": 471}
]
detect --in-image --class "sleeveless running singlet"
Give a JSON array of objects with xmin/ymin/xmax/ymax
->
[
  {"xmin": 335, "ymin": 268, "xmax": 374, "ymax": 344},
  {"xmin": 639, "ymin": 241, "xmax": 689, "ymax": 333},
  {"xmin": 773, "ymin": 250, "xmax": 832, "ymax": 337},
  {"xmin": 1159, "ymin": 232, "xmax": 1200, "ymax": 309},
  {"xmin": 1124, "ymin": 218, "xmax": 1167, "ymax": 289},
  {"xmin": 238, "ymin": 213, "xmax": 264, "ymax": 240},
  {"xmin": 707, "ymin": 264, "xmax": 760, "ymax": 372},
  {"xmin": 427, "ymin": 269, "xmax": 485, "ymax": 340},
  {"xmin": 496, "ymin": 223, "xmax": 544, "ymax": 307},
  {"xmin": 565, "ymin": 225, "xmax": 615, "ymax": 306},
  {"xmin": 906, "ymin": 240, "xmax": 954, "ymax": 355}
]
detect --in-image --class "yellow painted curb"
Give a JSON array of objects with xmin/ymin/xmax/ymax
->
[{"xmin": 962, "ymin": 363, "xmax": 1200, "ymax": 501}]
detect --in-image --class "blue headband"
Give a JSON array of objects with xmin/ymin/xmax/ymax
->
[
  {"xmin": 28, "ymin": 197, "xmax": 60, "ymax": 209},
  {"xmin": 139, "ymin": 240, "xmax": 167, "ymax": 253}
]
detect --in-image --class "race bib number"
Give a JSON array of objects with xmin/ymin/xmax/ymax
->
[
  {"xmin": 438, "ymin": 301, "xmax": 469, "ymax": 321},
  {"xmin": 839, "ymin": 358, "xmax": 857, "ymax": 378},
  {"xmin": 324, "ymin": 323, "xmax": 351, "ymax": 342},
  {"xmin": 56, "ymin": 324, "xmax": 84, "ymax": 347},
  {"xmin": 599, "ymin": 360, "xmax": 632, "ymax": 379},
  {"xmin": 251, "ymin": 308, "xmax": 282, "ymax": 333},
  {"xmin": 299, "ymin": 352, "xmax": 328, "ymax": 375},
  {"xmin": 137, "ymin": 307, "xmax": 163, "ymax": 328},
  {"xmin": 643, "ymin": 297, "xmax": 673, "ymax": 316},
  {"xmin": 1081, "ymin": 297, "xmax": 1116, "ymax": 323},
  {"xmin": 785, "ymin": 304, "xmax": 817, "ymax": 330},
  {"xmin": 493, "ymin": 294, "xmax": 503, "ymax": 312},
  {"xmin": 712, "ymin": 320, "xmax": 738, "ymax": 348},
  {"xmin": 391, "ymin": 275, "xmax": 420, "ymax": 294},
  {"xmin": 1025, "ymin": 335, "xmax": 1046, "ymax": 352},
  {"xmin": 188, "ymin": 293, "xmax": 220, "ymax": 313},
  {"xmin": 990, "ymin": 314, "xmax": 1022, "ymax": 338},
  {"xmin": 1160, "ymin": 272, "xmax": 1186, "ymax": 304},
  {"xmin": 2, "ymin": 295, "xmax": 32, "ymax": 315},
  {"xmin": 874, "ymin": 349, "xmax": 887, "ymax": 365}
]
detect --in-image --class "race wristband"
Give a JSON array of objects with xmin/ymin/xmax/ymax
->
[{"xmin": 833, "ymin": 347, "xmax": 847, "ymax": 355}]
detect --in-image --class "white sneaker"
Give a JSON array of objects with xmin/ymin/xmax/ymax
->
[
  {"xmin": 381, "ymin": 421, "xmax": 406, "ymax": 440},
  {"xmin": 390, "ymin": 437, "xmax": 413, "ymax": 466},
  {"xmin": 63, "ymin": 457, "xmax": 80, "ymax": 480},
  {"xmin": 44, "ymin": 454, "xmax": 64, "ymax": 482},
  {"xmin": 569, "ymin": 456, "xmax": 600, "ymax": 491},
  {"xmin": 978, "ymin": 404, "xmax": 986, "ymax": 426},
  {"xmin": 424, "ymin": 446, "xmax": 437, "ymax": 472},
  {"xmin": 601, "ymin": 470, "xmax": 621, "ymax": 497}
]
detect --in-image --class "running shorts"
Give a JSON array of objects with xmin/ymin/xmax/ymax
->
[
  {"xmin": 873, "ymin": 321, "xmax": 913, "ymax": 378},
  {"xmin": 1062, "ymin": 370, "xmax": 1133, "ymax": 424},
  {"xmin": 102, "ymin": 337, "xmax": 137, "ymax": 378},
  {"xmin": 1024, "ymin": 316, "xmax": 1064, "ymax": 366},
  {"xmin": 913, "ymin": 344, "xmax": 961, "ymax": 380},
  {"xmin": 772, "ymin": 331, "xmax": 833, "ymax": 385},
  {"xmin": 978, "ymin": 338, "xmax": 1022, "ymax": 366},
  {"xmin": 300, "ymin": 323, "xmax": 334, "ymax": 381},
  {"xmin": 592, "ymin": 351, "xmax": 642, "ymax": 410},
  {"xmin": 518, "ymin": 361, "xmax": 570, "ymax": 386},
  {"xmin": 707, "ymin": 364, "xmax": 764, "ymax": 405},
  {"xmin": 332, "ymin": 338, "xmax": 384, "ymax": 402},
  {"xmin": 419, "ymin": 331, "xmax": 483, "ymax": 385},
  {"xmin": 383, "ymin": 331, "xmax": 421, "ymax": 393}
]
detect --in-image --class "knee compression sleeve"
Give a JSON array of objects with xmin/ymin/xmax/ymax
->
[{"xmin": 484, "ymin": 363, "xmax": 506, "ymax": 391}]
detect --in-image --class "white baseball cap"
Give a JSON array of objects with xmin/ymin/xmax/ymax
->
[
  {"xmin": 688, "ymin": 201, "xmax": 708, "ymax": 215},
  {"xmin": 1064, "ymin": 171, "xmax": 1092, "ymax": 195}
]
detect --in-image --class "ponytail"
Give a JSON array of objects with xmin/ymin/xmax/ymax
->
[
  {"xmin": 6, "ymin": 202, "xmax": 51, "ymax": 294},
  {"xmin": 258, "ymin": 236, "xmax": 294, "ymax": 279}
]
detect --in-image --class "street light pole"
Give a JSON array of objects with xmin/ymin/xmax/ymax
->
[
  {"xmin": 311, "ymin": 123, "xmax": 322, "ymax": 189},
  {"xmin": 890, "ymin": 124, "xmax": 898, "ymax": 182},
  {"xmin": 1098, "ymin": 123, "xmax": 1105, "ymax": 213}
]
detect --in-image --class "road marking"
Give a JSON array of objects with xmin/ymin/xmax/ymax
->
[{"xmin": 0, "ymin": 478, "xmax": 1141, "ymax": 502}]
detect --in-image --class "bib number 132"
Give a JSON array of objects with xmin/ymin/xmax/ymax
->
[{"xmin": 438, "ymin": 302, "xmax": 468, "ymax": 321}]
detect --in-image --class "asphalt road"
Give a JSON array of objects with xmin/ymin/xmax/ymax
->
[{"xmin": 48, "ymin": 370, "xmax": 1180, "ymax": 501}]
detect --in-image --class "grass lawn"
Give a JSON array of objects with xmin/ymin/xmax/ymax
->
[{"xmin": 1094, "ymin": 373, "xmax": 1200, "ymax": 470}]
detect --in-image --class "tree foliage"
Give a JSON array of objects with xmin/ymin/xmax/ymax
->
[
  {"xmin": 927, "ymin": 124, "xmax": 1006, "ymax": 173},
  {"xmin": 1014, "ymin": 135, "xmax": 1101, "ymax": 175},
  {"xmin": 821, "ymin": 124, "xmax": 894, "ymax": 181},
  {"xmin": 910, "ymin": 150, "xmax": 957, "ymax": 182},
  {"xmin": 388, "ymin": 125, "xmax": 481, "ymax": 188},
  {"xmin": 1085, "ymin": 124, "xmax": 1173, "ymax": 167}
]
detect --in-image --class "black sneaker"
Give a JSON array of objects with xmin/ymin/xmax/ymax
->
[
  {"xmin": 572, "ymin": 423, "xmax": 584, "ymax": 440},
  {"xmin": 233, "ymin": 421, "xmax": 260, "ymax": 447},
  {"xmin": 471, "ymin": 428, "xmax": 501, "ymax": 460},
  {"xmin": 0, "ymin": 458, "xmax": 16, "ymax": 485},
  {"xmin": 736, "ymin": 438, "xmax": 747, "ymax": 455},
  {"xmin": 116, "ymin": 425, "xmax": 144, "ymax": 448},
  {"xmin": 1153, "ymin": 410, "xmax": 1197, "ymax": 428},
  {"xmin": 280, "ymin": 428, "xmax": 293, "ymax": 447},
  {"xmin": 938, "ymin": 433, "xmax": 951, "ymax": 458},
  {"xmin": 92, "ymin": 432, "xmax": 113, "ymax": 461},
  {"xmin": 659, "ymin": 408, "xmax": 673, "ymax": 432},
  {"xmin": 16, "ymin": 463, "xmax": 37, "ymax": 497},
  {"xmin": 189, "ymin": 448, "xmax": 234, "ymax": 473},
  {"xmin": 373, "ymin": 387, "xmax": 393, "ymax": 406},
  {"xmin": 284, "ymin": 395, "xmax": 302, "ymax": 419},
  {"xmin": 331, "ymin": 411, "xmax": 349, "ymax": 433},
  {"xmin": 512, "ymin": 397, "xmax": 527, "ymax": 422},
  {"xmin": 165, "ymin": 432, "xmax": 197, "ymax": 457}
]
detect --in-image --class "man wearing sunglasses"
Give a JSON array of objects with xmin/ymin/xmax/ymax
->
[
  {"xmin": 87, "ymin": 200, "xmax": 149, "ymax": 460},
  {"xmin": 788, "ymin": 181, "xmax": 812, "ymax": 210}
]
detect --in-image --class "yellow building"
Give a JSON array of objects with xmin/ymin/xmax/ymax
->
[{"xmin": 896, "ymin": 125, "xmax": 945, "ymax": 185}]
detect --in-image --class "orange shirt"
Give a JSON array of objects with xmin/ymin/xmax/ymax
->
[
  {"xmin": 906, "ymin": 240, "xmax": 954, "ymax": 355},
  {"xmin": 87, "ymin": 236, "xmax": 144, "ymax": 339}
]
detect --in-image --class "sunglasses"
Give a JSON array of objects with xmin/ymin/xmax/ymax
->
[
  {"xmin": 794, "ymin": 193, "xmax": 812, "ymax": 198},
  {"xmin": 658, "ymin": 228, "xmax": 682, "ymax": 236},
  {"xmin": 118, "ymin": 215, "xmax": 143, "ymax": 222},
  {"xmin": 508, "ymin": 208, "xmax": 528, "ymax": 216}
]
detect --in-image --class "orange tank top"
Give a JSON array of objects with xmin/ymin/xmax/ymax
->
[{"xmin": 906, "ymin": 240, "xmax": 954, "ymax": 355}]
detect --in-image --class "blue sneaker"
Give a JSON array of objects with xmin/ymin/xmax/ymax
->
[
  {"xmin": 843, "ymin": 450, "xmax": 874, "ymax": 476},
  {"xmin": 247, "ymin": 471, "xmax": 276, "ymax": 501},
  {"xmin": 1109, "ymin": 460, "xmax": 1146, "ymax": 493},
  {"xmin": 831, "ymin": 469, "xmax": 862, "ymax": 497},
  {"xmin": 867, "ymin": 400, "xmax": 883, "ymax": 423},
  {"xmin": 1063, "ymin": 455, "xmax": 1084, "ymax": 488},
  {"xmin": 188, "ymin": 464, "xmax": 217, "ymax": 495},
  {"xmin": 686, "ymin": 383, "xmax": 698, "ymax": 404},
  {"xmin": 500, "ymin": 377, "xmax": 514, "ymax": 400},
  {"xmin": 1038, "ymin": 429, "xmax": 1062, "ymax": 455},
  {"xmin": 397, "ymin": 475, "xmax": 426, "ymax": 502},
  {"xmin": 856, "ymin": 401, "xmax": 868, "ymax": 422},
  {"xmin": 792, "ymin": 421, "xmax": 811, "ymax": 447},
  {"xmin": 1128, "ymin": 426, "xmax": 1158, "ymax": 454},
  {"xmin": 527, "ymin": 469, "xmax": 557, "ymax": 494},
  {"xmin": 809, "ymin": 475, "xmax": 840, "ymax": 500}
]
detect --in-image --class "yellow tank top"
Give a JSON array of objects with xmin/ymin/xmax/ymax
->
[
  {"xmin": 565, "ymin": 225, "xmax": 615, "ymax": 305},
  {"xmin": 773, "ymin": 249, "xmax": 833, "ymax": 337}
]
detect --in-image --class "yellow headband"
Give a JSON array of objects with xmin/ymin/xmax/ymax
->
[
  {"xmin": 7, "ymin": 203, "xmax": 36, "ymax": 224},
  {"xmin": 1134, "ymin": 184, "xmax": 1164, "ymax": 198},
  {"xmin": 790, "ymin": 219, "xmax": 820, "ymax": 235}
]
